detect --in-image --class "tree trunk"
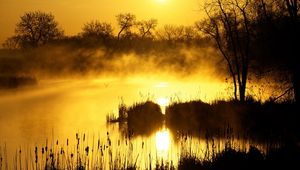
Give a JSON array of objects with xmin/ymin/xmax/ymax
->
[
  {"xmin": 233, "ymin": 75, "xmax": 238, "ymax": 101},
  {"xmin": 239, "ymin": 85, "xmax": 246, "ymax": 102},
  {"xmin": 292, "ymin": 70, "xmax": 300, "ymax": 103}
]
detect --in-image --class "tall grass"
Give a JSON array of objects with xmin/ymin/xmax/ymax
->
[{"xmin": 1, "ymin": 130, "xmax": 299, "ymax": 170}]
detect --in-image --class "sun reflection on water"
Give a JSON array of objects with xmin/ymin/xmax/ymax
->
[{"xmin": 155, "ymin": 128, "xmax": 171, "ymax": 158}]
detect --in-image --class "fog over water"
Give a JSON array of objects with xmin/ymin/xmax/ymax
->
[
  {"xmin": 0, "ymin": 75, "xmax": 233, "ymax": 168},
  {"xmin": 0, "ymin": 43, "xmax": 284, "ymax": 168}
]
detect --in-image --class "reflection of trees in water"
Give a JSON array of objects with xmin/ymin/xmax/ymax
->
[{"xmin": 114, "ymin": 99, "xmax": 299, "ymax": 144}]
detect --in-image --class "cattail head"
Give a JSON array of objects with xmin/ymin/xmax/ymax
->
[{"xmin": 85, "ymin": 146, "xmax": 89, "ymax": 156}]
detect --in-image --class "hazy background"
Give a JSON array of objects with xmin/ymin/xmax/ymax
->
[{"xmin": 0, "ymin": 0, "xmax": 204, "ymax": 44}]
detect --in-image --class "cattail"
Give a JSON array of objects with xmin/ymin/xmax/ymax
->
[
  {"xmin": 67, "ymin": 139, "xmax": 69, "ymax": 146},
  {"xmin": 108, "ymin": 138, "xmax": 111, "ymax": 146},
  {"xmin": 85, "ymin": 146, "xmax": 89, "ymax": 156},
  {"xmin": 35, "ymin": 146, "xmax": 38, "ymax": 169}
]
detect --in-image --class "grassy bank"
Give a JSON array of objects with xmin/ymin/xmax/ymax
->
[
  {"xmin": 166, "ymin": 99, "xmax": 300, "ymax": 141},
  {"xmin": 107, "ymin": 101, "xmax": 163, "ymax": 136},
  {"xmin": 107, "ymin": 98, "xmax": 299, "ymax": 141}
]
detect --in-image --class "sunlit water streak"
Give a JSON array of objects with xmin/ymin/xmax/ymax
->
[{"xmin": 0, "ymin": 78, "xmax": 265, "ymax": 168}]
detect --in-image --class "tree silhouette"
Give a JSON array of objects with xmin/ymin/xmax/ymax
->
[
  {"xmin": 199, "ymin": 0, "xmax": 252, "ymax": 102},
  {"xmin": 2, "ymin": 36, "xmax": 20, "ymax": 49},
  {"xmin": 183, "ymin": 26, "xmax": 200, "ymax": 42},
  {"xmin": 13, "ymin": 11, "xmax": 64, "ymax": 48},
  {"xmin": 137, "ymin": 19, "xmax": 158, "ymax": 39},
  {"xmin": 251, "ymin": 0, "xmax": 300, "ymax": 102},
  {"xmin": 284, "ymin": 0, "xmax": 300, "ymax": 103},
  {"xmin": 116, "ymin": 13, "xmax": 136, "ymax": 40},
  {"xmin": 81, "ymin": 21, "xmax": 113, "ymax": 41},
  {"xmin": 156, "ymin": 25, "xmax": 185, "ymax": 42}
]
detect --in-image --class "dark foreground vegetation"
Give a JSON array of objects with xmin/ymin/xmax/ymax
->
[
  {"xmin": 179, "ymin": 144, "xmax": 300, "ymax": 170},
  {"xmin": 1, "ymin": 132, "xmax": 300, "ymax": 170}
]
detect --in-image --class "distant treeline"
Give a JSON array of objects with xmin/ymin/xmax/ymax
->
[
  {"xmin": 2, "ymin": 11, "xmax": 206, "ymax": 50},
  {"xmin": 0, "ymin": 11, "xmax": 217, "ymax": 80}
]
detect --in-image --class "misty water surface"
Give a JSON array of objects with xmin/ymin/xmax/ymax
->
[{"xmin": 0, "ymin": 77, "xmax": 233, "ymax": 167}]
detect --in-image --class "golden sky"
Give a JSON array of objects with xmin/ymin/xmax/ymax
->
[{"xmin": 0, "ymin": 0, "xmax": 204, "ymax": 44}]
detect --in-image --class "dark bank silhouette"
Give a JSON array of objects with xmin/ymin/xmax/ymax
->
[
  {"xmin": 166, "ymin": 99, "xmax": 300, "ymax": 141},
  {"xmin": 107, "ymin": 101, "xmax": 163, "ymax": 136},
  {"xmin": 179, "ymin": 144, "xmax": 300, "ymax": 170}
]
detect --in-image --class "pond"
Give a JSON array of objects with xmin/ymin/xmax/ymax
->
[{"xmin": 0, "ymin": 77, "xmax": 260, "ymax": 169}]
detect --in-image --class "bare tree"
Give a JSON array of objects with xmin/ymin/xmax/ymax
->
[
  {"xmin": 2, "ymin": 36, "xmax": 20, "ymax": 49},
  {"xmin": 137, "ymin": 19, "xmax": 158, "ymax": 39},
  {"xmin": 285, "ymin": 0, "xmax": 300, "ymax": 19},
  {"xmin": 183, "ymin": 26, "xmax": 200, "ymax": 42},
  {"xmin": 284, "ymin": 0, "xmax": 300, "ymax": 102},
  {"xmin": 198, "ymin": 0, "xmax": 252, "ymax": 101},
  {"xmin": 116, "ymin": 13, "xmax": 136, "ymax": 40},
  {"xmin": 81, "ymin": 21, "xmax": 113, "ymax": 40},
  {"xmin": 156, "ymin": 25, "xmax": 185, "ymax": 42},
  {"xmin": 13, "ymin": 11, "xmax": 64, "ymax": 48},
  {"xmin": 253, "ymin": 0, "xmax": 300, "ymax": 102}
]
